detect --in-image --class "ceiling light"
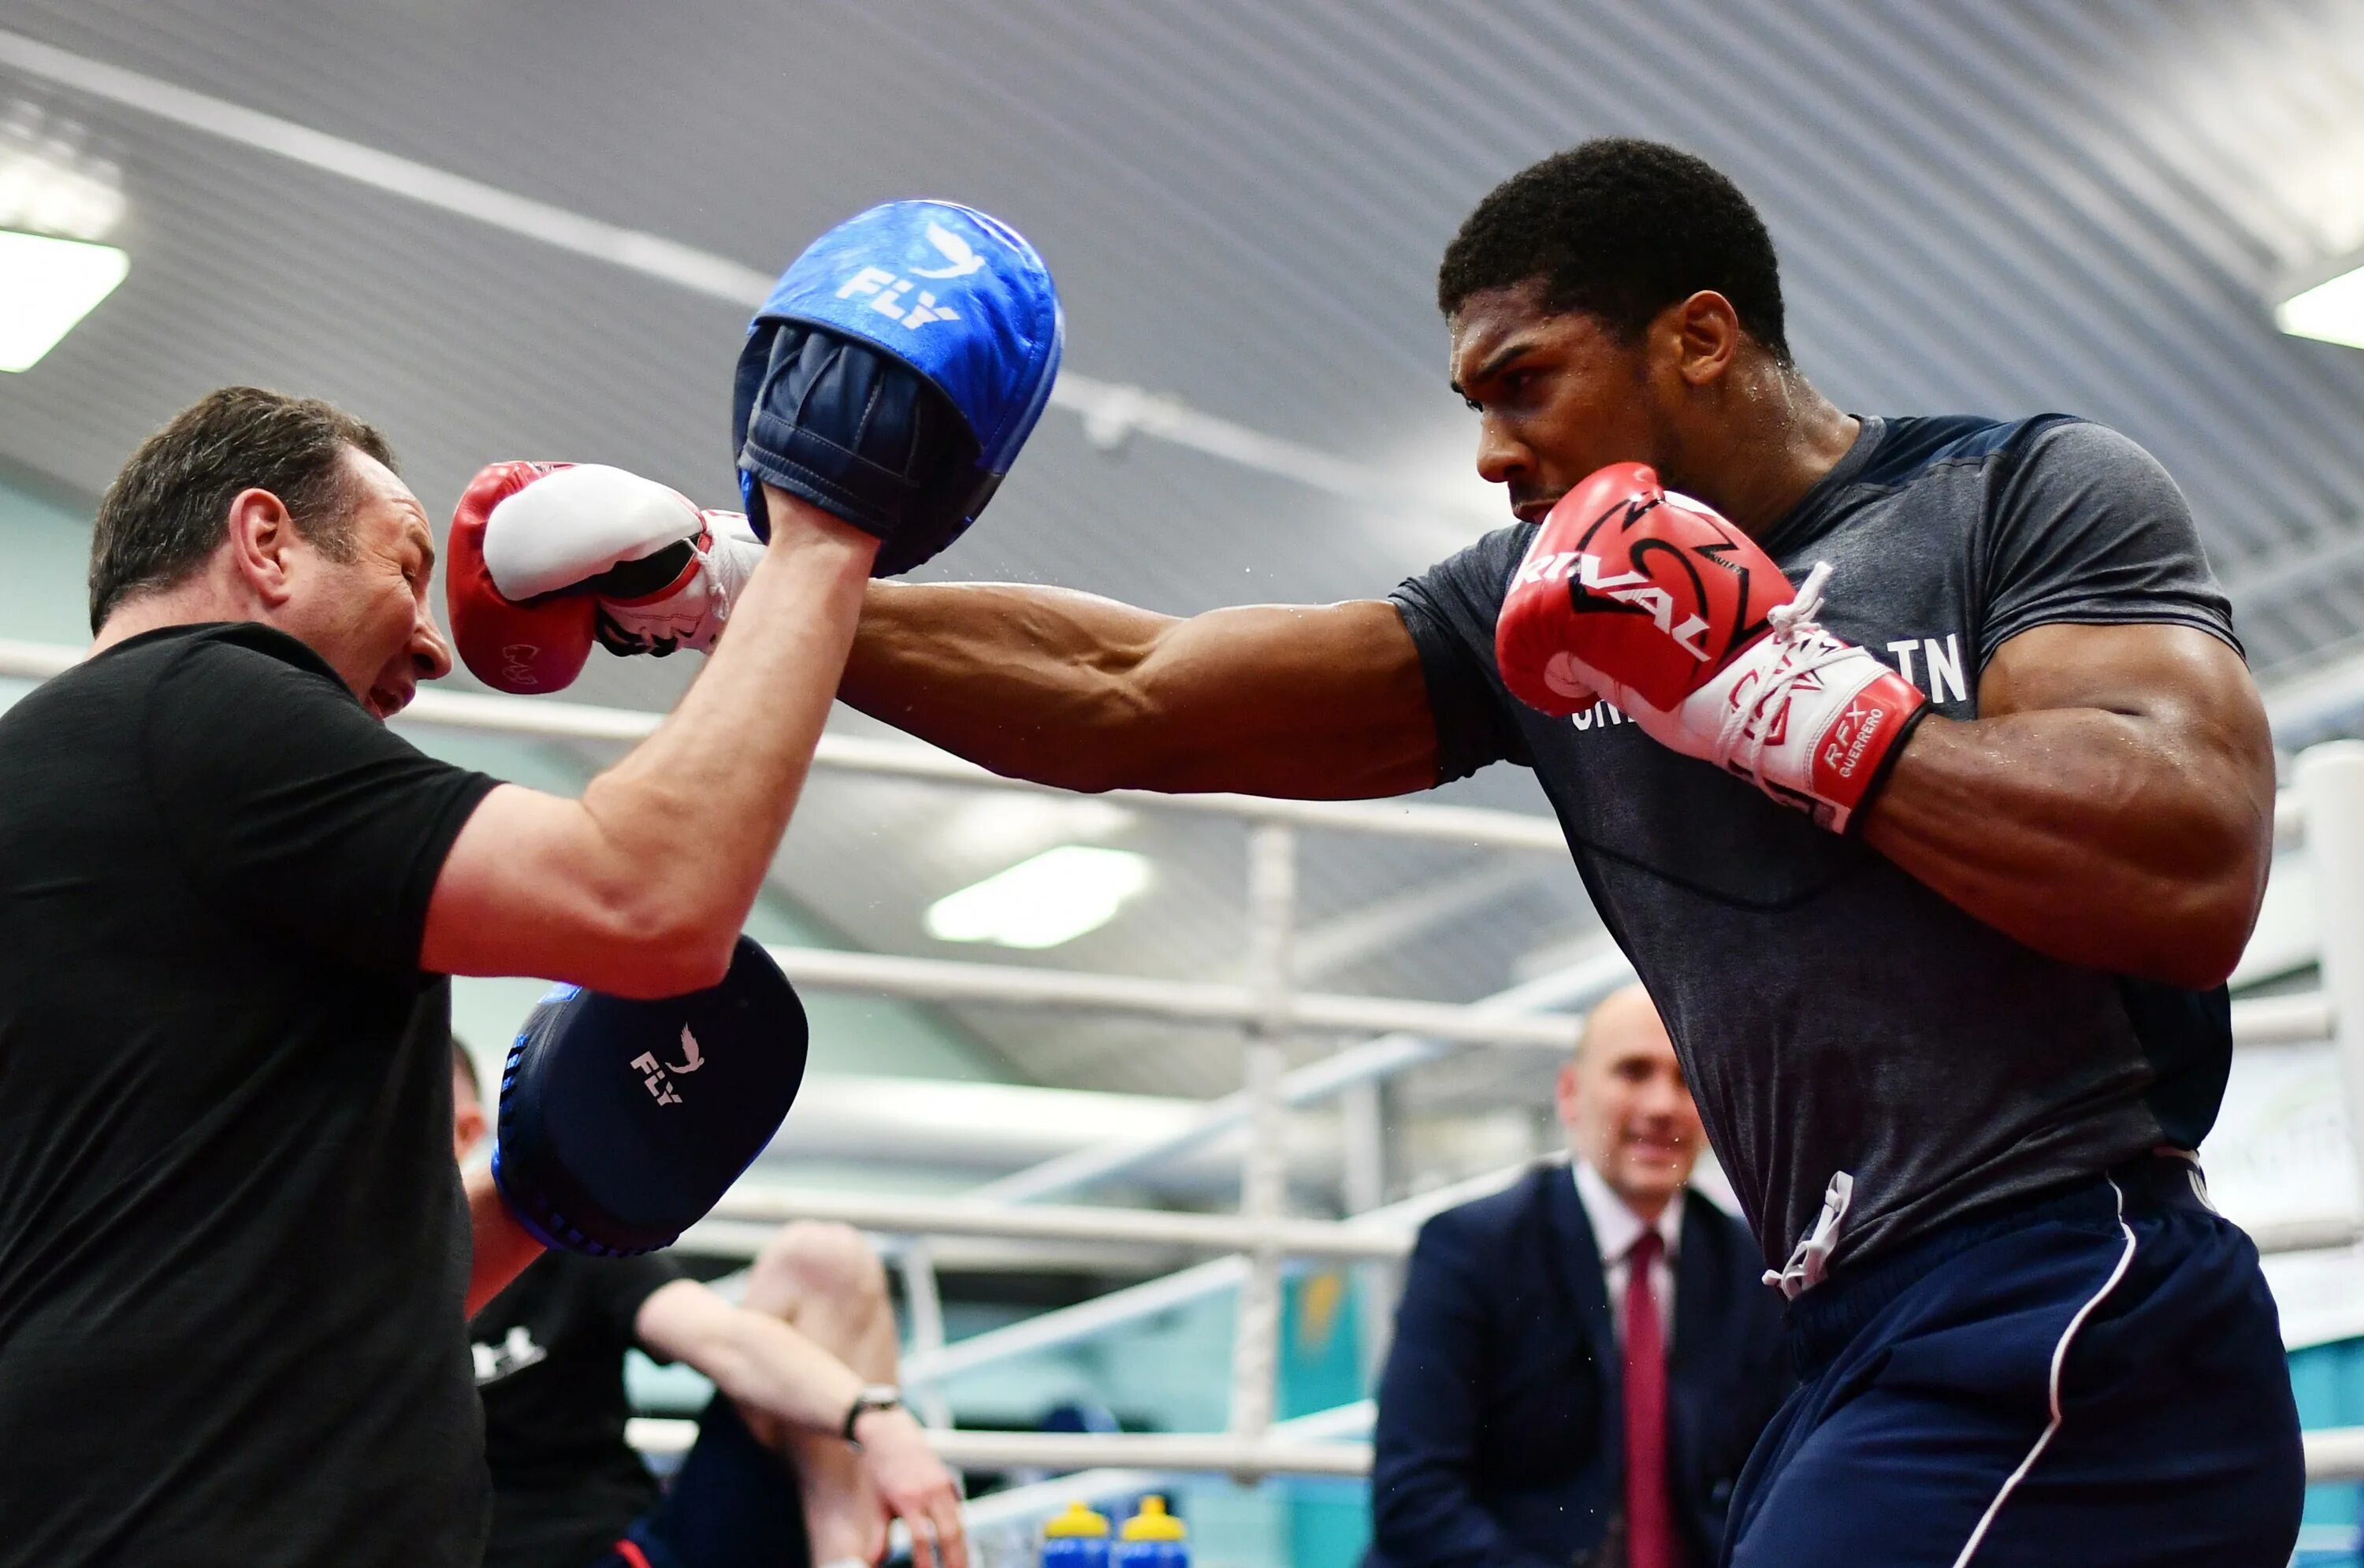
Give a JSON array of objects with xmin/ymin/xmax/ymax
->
[
  {"xmin": 925, "ymin": 845, "xmax": 1153, "ymax": 950},
  {"xmin": 0, "ymin": 103, "xmax": 128, "ymax": 243},
  {"xmin": 0, "ymin": 230, "xmax": 128, "ymax": 372},
  {"xmin": 2276, "ymin": 258, "xmax": 2364, "ymax": 351},
  {"xmin": 931, "ymin": 793, "xmax": 1135, "ymax": 863}
]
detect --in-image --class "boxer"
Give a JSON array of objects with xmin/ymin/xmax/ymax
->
[{"xmin": 501, "ymin": 145, "xmax": 2299, "ymax": 1564}]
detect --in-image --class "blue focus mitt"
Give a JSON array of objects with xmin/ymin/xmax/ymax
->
[
  {"xmin": 491, "ymin": 936, "xmax": 808, "ymax": 1257},
  {"xmin": 732, "ymin": 199, "xmax": 1062, "ymax": 574}
]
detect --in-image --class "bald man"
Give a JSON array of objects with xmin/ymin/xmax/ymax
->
[{"xmin": 1369, "ymin": 986, "xmax": 1790, "ymax": 1568}]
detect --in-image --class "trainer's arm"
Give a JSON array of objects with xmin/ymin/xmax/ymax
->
[
  {"xmin": 422, "ymin": 492, "xmax": 879, "ymax": 997},
  {"xmin": 634, "ymin": 1277, "xmax": 870, "ymax": 1437},
  {"xmin": 463, "ymin": 1163, "xmax": 544, "ymax": 1315},
  {"xmin": 1860, "ymin": 621, "xmax": 2273, "ymax": 989},
  {"xmin": 843, "ymin": 584, "xmax": 1438, "ymax": 798},
  {"xmin": 634, "ymin": 1279, "xmax": 968, "ymax": 1568}
]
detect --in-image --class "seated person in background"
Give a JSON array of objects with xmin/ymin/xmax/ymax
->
[
  {"xmin": 1369, "ymin": 985, "xmax": 1790, "ymax": 1568},
  {"xmin": 452, "ymin": 1042, "xmax": 968, "ymax": 1568}
]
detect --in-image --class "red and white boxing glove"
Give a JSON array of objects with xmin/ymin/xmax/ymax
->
[
  {"xmin": 446, "ymin": 462, "xmax": 764, "ymax": 694},
  {"xmin": 1496, "ymin": 463, "xmax": 1927, "ymax": 833}
]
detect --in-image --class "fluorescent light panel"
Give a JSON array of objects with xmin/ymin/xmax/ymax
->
[
  {"xmin": 2276, "ymin": 262, "xmax": 2364, "ymax": 351},
  {"xmin": 925, "ymin": 845, "xmax": 1152, "ymax": 950},
  {"xmin": 0, "ymin": 229, "xmax": 128, "ymax": 371}
]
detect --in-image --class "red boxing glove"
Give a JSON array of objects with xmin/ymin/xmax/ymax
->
[
  {"xmin": 446, "ymin": 462, "xmax": 764, "ymax": 695},
  {"xmin": 447, "ymin": 462, "xmax": 598, "ymax": 694},
  {"xmin": 1496, "ymin": 463, "xmax": 1927, "ymax": 833}
]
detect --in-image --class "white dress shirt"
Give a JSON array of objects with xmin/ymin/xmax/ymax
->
[{"xmin": 1574, "ymin": 1157, "xmax": 1682, "ymax": 1350}]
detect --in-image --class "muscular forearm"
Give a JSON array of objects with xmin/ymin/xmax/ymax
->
[
  {"xmin": 425, "ymin": 495, "xmax": 879, "ymax": 993},
  {"xmin": 581, "ymin": 497, "xmax": 879, "ymax": 955},
  {"xmin": 843, "ymin": 580, "xmax": 1170, "ymax": 791},
  {"xmin": 1862, "ymin": 708, "xmax": 2271, "ymax": 987},
  {"xmin": 463, "ymin": 1164, "xmax": 543, "ymax": 1316},
  {"xmin": 844, "ymin": 582, "xmax": 1437, "ymax": 798}
]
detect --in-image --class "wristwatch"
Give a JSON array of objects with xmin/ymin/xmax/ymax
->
[{"xmin": 841, "ymin": 1384, "xmax": 904, "ymax": 1447}]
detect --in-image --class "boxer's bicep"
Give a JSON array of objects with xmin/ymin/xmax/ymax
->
[
  {"xmin": 1985, "ymin": 617, "xmax": 2275, "ymax": 865},
  {"xmin": 1978, "ymin": 620, "xmax": 2262, "ymax": 737},
  {"xmin": 422, "ymin": 784, "xmax": 726, "ymax": 997},
  {"xmin": 1868, "ymin": 621, "xmax": 2273, "ymax": 984}
]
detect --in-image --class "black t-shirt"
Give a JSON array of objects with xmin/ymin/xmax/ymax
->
[
  {"xmin": 1392, "ymin": 416, "xmax": 2240, "ymax": 1269},
  {"xmin": 0, "ymin": 622, "xmax": 498, "ymax": 1566},
  {"xmin": 472, "ymin": 1250, "xmax": 686, "ymax": 1568}
]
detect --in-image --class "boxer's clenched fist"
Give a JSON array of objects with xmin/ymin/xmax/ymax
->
[
  {"xmin": 445, "ymin": 462, "xmax": 764, "ymax": 694},
  {"xmin": 1496, "ymin": 463, "xmax": 1927, "ymax": 833}
]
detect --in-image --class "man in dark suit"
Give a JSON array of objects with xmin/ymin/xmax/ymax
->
[{"xmin": 1370, "ymin": 985, "xmax": 1791, "ymax": 1568}]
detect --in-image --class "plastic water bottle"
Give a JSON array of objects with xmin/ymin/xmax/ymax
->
[
  {"xmin": 1041, "ymin": 1499, "xmax": 1111, "ymax": 1567},
  {"xmin": 1112, "ymin": 1496, "xmax": 1188, "ymax": 1567}
]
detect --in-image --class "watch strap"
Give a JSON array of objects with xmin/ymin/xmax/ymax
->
[{"xmin": 841, "ymin": 1384, "xmax": 903, "ymax": 1445}]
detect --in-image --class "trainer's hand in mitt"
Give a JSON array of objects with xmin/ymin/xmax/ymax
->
[
  {"xmin": 491, "ymin": 935, "xmax": 808, "ymax": 1257},
  {"xmin": 732, "ymin": 199, "xmax": 1062, "ymax": 574},
  {"xmin": 1495, "ymin": 463, "xmax": 1927, "ymax": 833},
  {"xmin": 444, "ymin": 460, "xmax": 765, "ymax": 693}
]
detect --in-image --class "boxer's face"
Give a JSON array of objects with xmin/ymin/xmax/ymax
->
[
  {"xmin": 1449, "ymin": 280, "xmax": 1723, "ymax": 522},
  {"xmin": 1557, "ymin": 986, "xmax": 1704, "ymax": 1219},
  {"xmin": 273, "ymin": 449, "xmax": 452, "ymax": 721}
]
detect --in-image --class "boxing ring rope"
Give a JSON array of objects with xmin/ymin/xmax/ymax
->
[
  {"xmin": 750, "ymin": 945, "xmax": 1586, "ymax": 1045},
  {"xmin": 620, "ymin": 1411, "xmax": 2364, "ymax": 1488},
  {"xmin": 7, "ymin": 641, "xmax": 2364, "ymax": 1492},
  {"xmin": 706, "ymin": 1187, "xmax": 1414, "ymax": 1261}
]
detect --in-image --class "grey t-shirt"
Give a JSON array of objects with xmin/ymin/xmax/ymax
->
[{"xmin": 1392, "ymin": 414, "xmax": 2240, "ymax": 1271}]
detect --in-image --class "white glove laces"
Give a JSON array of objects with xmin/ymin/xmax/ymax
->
[
  {"xmin": 1711, "ymin": 560, "xmax": 1857, "ymax": 784},
  {"xmin": 689, "ymin": 531, "xmax": 732, "ymax": 634},
  {"xmin": 1764, "ymin": 1170, "xmax": 1854, "ymax": 1300}
]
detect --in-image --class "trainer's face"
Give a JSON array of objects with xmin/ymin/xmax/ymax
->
[
  {"xmin": 1450, "ymin": 280, "xmax": 1726, "ymax": 521},
  {"xmin": 1557, "ymin": 985, "xmax": 1704, "ymax": 1220},
  {"xmin": 274, "ymin": 449, "xmax": 452, "ymax": 721}
]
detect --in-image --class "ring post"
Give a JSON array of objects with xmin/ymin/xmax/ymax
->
[
  {"xmin": 1229, "ymin": 823, "xmax": 1296, "ymax": 1447},
  {"xmin": 2296, "ymin": 741, "xmax": 2364, "ymax": 1224}
]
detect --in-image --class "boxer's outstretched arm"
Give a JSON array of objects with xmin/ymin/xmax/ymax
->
[
  {"xmin": 843, "ymin": 584, "xmax": 1439, "ymax": 798},
  {"xmin": 1860, "ymin": 622, "xmax": 2273, "ymax": 990},
  {"xmin": 422, "ymin": 492, "xmax": 879, "ymax": 997}
]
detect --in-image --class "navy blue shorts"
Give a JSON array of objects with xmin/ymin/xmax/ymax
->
[
  {"xmin": 1723, "ymin": 1154, "xmax": 2304, "ymax": 1566},
  {"xmin": 593, "ymin": 1399, "xmax": 809, "ymax": 1568}
]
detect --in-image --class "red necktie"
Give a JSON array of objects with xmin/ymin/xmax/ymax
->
[{"xmin": 1624, "ymin": 1228, "xmax": 1681, "ymax": 1568}]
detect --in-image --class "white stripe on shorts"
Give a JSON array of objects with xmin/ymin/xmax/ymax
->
[{"xmin": 1950, "ymin": 1176, "xmax": 2138, "ymax": 1567}]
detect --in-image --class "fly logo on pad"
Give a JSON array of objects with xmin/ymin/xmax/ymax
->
[
  {"xmin": 629, "ymin": 1025, "xmax": 704, "ymax": 1108},
  {"xmin": 836, "ymin": 266, "xmax": 963, "ymax": 330},
  {"xmin": 831, "ymin": 222, "xmax": 983, "ymax": 326}
]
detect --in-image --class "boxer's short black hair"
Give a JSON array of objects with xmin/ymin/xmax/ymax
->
[
  {"xmin": 88, "ymin": 386, "xmax": 396, "ymax": 631},
  {"xmin": 1437, "ymin": 138, "xmax": 1790, "ymax": 362}
]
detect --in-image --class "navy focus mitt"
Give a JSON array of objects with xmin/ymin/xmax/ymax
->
[
  {"xmin": 491, "ymin": 936, "xmax": 808, "ymax": 1257},
  {"xmin": 732, "ymin": 199, "xmax": 1062, "ymax": 574}
]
